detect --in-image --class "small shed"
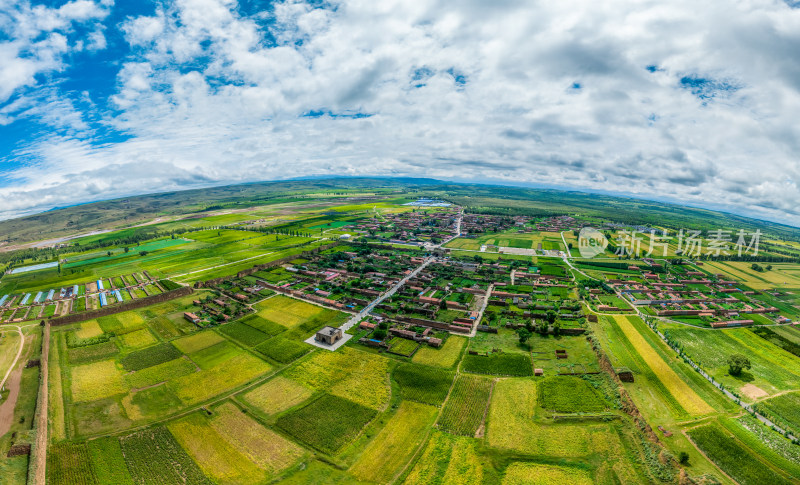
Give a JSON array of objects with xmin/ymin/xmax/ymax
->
[{"xmin": 534, "ymin": 368, "xmax": 544, "ymax": 376}]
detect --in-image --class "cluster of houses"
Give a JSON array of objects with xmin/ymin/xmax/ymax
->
[
  {"xmin": 460, "ymin": 214, "xmax": 529, "ymax": 235},
  {"xmin": 349, "ymin": 208, "xmax": 459, "ymax": 244},
  {"xmin": 606, "ymin": 266, "xmax": 783, "ymax": 327}
]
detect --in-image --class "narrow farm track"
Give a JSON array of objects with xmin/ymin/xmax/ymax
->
[
  {"xmin": 33, "ymin": 323, "xmax": 50, "ymax": 485},
  {"xmin": 0, "ymin": 325, "xmax": 25, "ymax": 391}
]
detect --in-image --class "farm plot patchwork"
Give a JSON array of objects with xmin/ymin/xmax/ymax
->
[
  {"xmin": 502, "ymin": 462, "xmax": 593, "ymax": 485},
  {"xmin": 119, "ymin": 427, "xmax": 211, "ymax": 485},
  {"xmin": 539, "ymin": 375, "xmax": 607, "ymax": 413},
  {"xmin": 687, "ymin": 422, "xmax": 793, "ymax": 485},
  {"xmin": 393, "ymin": 363, "xmax": 455, "ymax": 406},
  {"xmin": 70, "ymin": 360, "xmax": 127, "ymax": 402},
  {"xmin": 349, "ymin": 401, "xmax": 438, "ymax": 483},
  {"xmin": 462, "ymin": 352, "xmax": 532, "ymax": 376},
  {"xmin": 240, "ymin": 376, "xmax": 314, "ymax": 416},
  {"xmin": 437, "ymin": 375, "xmax": 494, "ymax": 436},
  {"xmin": 404, "ymin": 431, "xmax": 488, "ymax": 484},
  {"xmin": 610, "ymin": 315, "xmax": 713, "ymax": 415},
  {"xmin": 276, "ymin": 393, "xmax": 377, "ymax": 455},
  {"xmin": 285, "ymin": 346, "xmax": 390, "ymax": 410}
]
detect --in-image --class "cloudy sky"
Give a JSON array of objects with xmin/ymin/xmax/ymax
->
[{"xmin": 2, "ymin": 0, "xmax": 800, "ymax": 225}]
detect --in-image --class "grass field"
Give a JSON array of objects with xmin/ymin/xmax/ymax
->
[
  {"xmin": 276, "ymin": 393, "xmax": 377, "ymax": 455},
  {"xmin": 413, "ymin": 336, "xmax": 466, "ymax": 368},
  {"xmin": 254, "ymin": 335, "xmax": 310, "ymax": 363},
  {"xmin": 240, "ymin": 376, "xmax": 313, "ymax": 416},
  {"xmin": 462, "ymin": 352, "xmax": 533, "ymax": 376},
  {"xmin": 437, "ymin": 375, "xmax": 493, "ymax": 436},
  {"xmin": 349, "ymin": 401, "xmax": 438, "ymax": 483},
  {"xmin": 539, "ymin": 376, "xmax": 607, "ymax": 413}
]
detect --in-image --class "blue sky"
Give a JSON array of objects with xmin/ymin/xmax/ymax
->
[{"xmin": 2, "ymin": 0, "xmax": 800, "ymax": 226}]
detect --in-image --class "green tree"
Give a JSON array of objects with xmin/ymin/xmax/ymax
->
[
  {"xmin": 517, "ymin": 327, "xmax": 532, "ymax": 345},
  {"xmin": 372, "ymin": 329, "xmax": 387, "ymax": 340},
  {"xmin": 678, "ymin": 452, "xmax": 689, "ymax": 465},
  {"xmin": 546, "ymin": 310, "xmax": 557, "ymax": 324},
  {"xmin": 727, "ymin": 353, "xmax": 751, "ymax": 376}
]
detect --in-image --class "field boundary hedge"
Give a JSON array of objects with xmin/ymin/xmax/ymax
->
[{"xmin": 48, "ymin": 287, "xmax": 193, "ymax": 327}]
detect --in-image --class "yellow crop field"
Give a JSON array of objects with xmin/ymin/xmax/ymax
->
[
  {"xmin": 502, "ymin": 463, "xmax": 593, "ymax": 485},
  {"xmin": 168, "ymin": 413, "xmax": 265, "ymax": 485},
  {"xmin": 255, "ymin": 295, "xmax": 323, "ymax": 328},
  {"xmin": 171, "ymin": 353, "xmax": 272, "ymax": 405},
  {"xmin": 210, "ymin": 403, "xmax": 304, "ymax": 476},
  {"xmin": 240, "ymin": 376, "xmax": 313, "ymax": 416},
  {"xmin": 413, "ymin": 336, "xmax": 466, "ymax": 368},
  {"xmin": 612, "ymin": 315, "xmax": 713, "ymax": 415},
  {"xmin": 703, "ymin": 261, "xmax": 800, "ymax": 290},
  {"xmin": 117, "ymin": 311, "xmax": 145, "ymax": 328},
  {"xmin": 71, "ymin": 360, "xmax": 127, "ymax": 402},
  {"xmin": 120, "ymin": 328, "xmax": 156, "ymax": 349},
  {"xmin": 286, "ymin": 347, "xmax": 391, "ymax": 410},
  {"xmin": 75, "ymin": 320, "xmax": 102, "ymax": 339},
  {"xmin": 487, "ymin": 378, "xmax": 608, "ymax": 458},
  {"xmin": 405, "ymin": 430, "xmax": 486, "ymax": 485},
  {"xmin": 172, "ymin": 330, "xmax": 224, "ymax": 354},
  {"xmin": 350, "ymin": 401, "xmax": 438, "ymax": 483}
]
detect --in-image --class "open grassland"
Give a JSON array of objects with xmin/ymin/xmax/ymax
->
[
  {"xmin": 610, "ymin": 315, "xmax": 713, "ymax": 415},
  {"xmin": 404, "ymin": 431, "xmax": 489, "ymax": 485},
  {"xmin": 70, "ymin": 359, "xmax": 127, "ymax": 402},
  {"xmin": 539, "ymin": 376, "xmax": 607, "ymax": 413},
  {"xmin": 240, "ymin": 376, "xmax": 314, "ymax": 416},
  {"xmin": 86, "ymin": 437, "xmax": 134, "ymax": 485},
  {"xmin": 349, "ymin": 401, "xmax": 438, "ymax": 483},
  {"xmin": 120, "ymin": 427, "xmax": 211, "ymax": 485},
  {"xmin": 502, "ymin": 462, "xmax": 593, "ymax": 485},
  {"xmin": 210, "ymin": 402, "xmax": 305, "ymax": 476},
  {"xmin": 168, "ymin": 412, "xmax": 268, "ymax": 485},
  {"xmin": 393, "ymin": 363, "xmax": 455, "ymax": 406},
  {"xmin": 285, "ymin": 347, "xmax": 391, "ymax": 410},
  {"xmin": 687, "ymin": 422, "xmax": 793, "ymax": 485},
  {"xmin": 412, "ymin": 335, "xmax": 466, "ymax": 368},
  {"xmin": 276, "ymin": 394, "xmax": 377, "ymax": 455},
  {"xmin": 437, "ymin": 375, "xmax": 493, "ymax": 436},
  {"xmin": 662, "ymin": 321, "xmax": 800, "ymax": 397}
]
